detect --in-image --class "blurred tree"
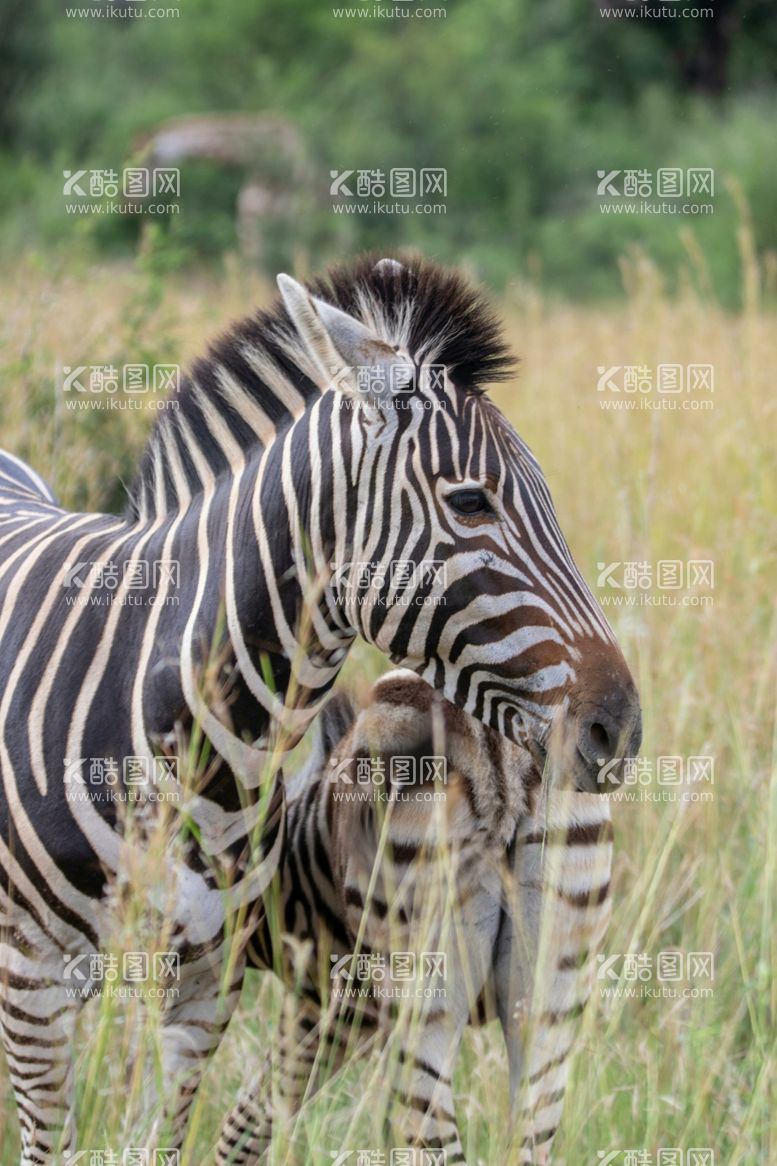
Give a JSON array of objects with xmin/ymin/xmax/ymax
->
[
  {"xmin": 0, "ymin": 0, "xmax": 50, "ymax": 146},
  {"xmin": 2, "ymin": 0, "xmax": 776, "ymax": 305},
  {"xmin": 630, "ymin": 0, "xmax": 777, "ymax": 96}
]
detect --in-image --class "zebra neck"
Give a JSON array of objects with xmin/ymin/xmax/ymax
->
[
  {"xmin": 127, "ymin": 327, "xmax": 320, "ymax": 523},
  {"xmin": 139, "ymin": 418, "xmax": 356, "ymax": 793}
]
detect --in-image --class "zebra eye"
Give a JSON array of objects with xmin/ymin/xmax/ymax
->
[{"xmin": 447, "ymin": 488, "xmax": 491, "ymax": 516}]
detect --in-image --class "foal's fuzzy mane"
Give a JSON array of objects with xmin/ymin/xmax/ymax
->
[{"xmin": 126, "ymin": 254, "xmax": 516, "ymax": 521}]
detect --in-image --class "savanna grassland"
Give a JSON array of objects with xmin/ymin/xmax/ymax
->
[{"xmin": 0, "ymin": 244, "xmax": 774, "ymax": 1165}]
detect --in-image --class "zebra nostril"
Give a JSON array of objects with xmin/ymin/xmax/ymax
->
[
  {"xmin": 575, "ymin": 693, "xmax": 641, "ymax": 791},
  {"xmin": 588, "ymin": 721, "xmax": 611, "ymax": 756},
  {"xmin": 577, "ymin": 711, "xmax": 619, "ymax": 765}
]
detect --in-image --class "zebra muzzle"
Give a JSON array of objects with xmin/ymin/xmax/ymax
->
[
  {"xmin": 573, "ymin": 692, "xmax": 643, "ymax": 793},
  {"xmin": 540, "ymin": 685, "xmax": 642, "ymax": 795}
]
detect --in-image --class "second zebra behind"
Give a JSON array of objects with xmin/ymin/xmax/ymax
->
[{"xmin": 218, "ymin": 669, "xmax": 613, "ymax": 1165}]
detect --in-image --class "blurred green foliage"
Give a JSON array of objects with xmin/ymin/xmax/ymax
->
[{"xmin": 3, "ymin": 0, "xmax": 777, "ymax": 304}]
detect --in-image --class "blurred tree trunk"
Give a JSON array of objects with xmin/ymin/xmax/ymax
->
[{"xmin": 674, "ymin": 0, "xmax": 740, "ymax": 96}]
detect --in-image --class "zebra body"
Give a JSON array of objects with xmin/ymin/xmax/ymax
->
[
  {"xmin": 0, "ymin": 450, "xmax": 290, "ymax": 1163},
  {"xmin": 0, "ymin": 256, "xmax": 637, "ymax": 1162},
  {"xmin": 217, "ymin": 670, "xmax": 613, "ymax": 1165}
]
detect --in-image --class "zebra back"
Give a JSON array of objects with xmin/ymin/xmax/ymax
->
[{"xmin": 0, "ymin": 449, "xmax": 58, "ymax": 505}]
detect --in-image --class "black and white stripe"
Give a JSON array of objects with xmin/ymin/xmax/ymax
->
[
  {"xmin": 0, "ymin": 256, "xmax": 636, "ymax": 1163},
  {"xmin": 217, "ymin": 669, "xmax": 613, "ymax": 1165}
]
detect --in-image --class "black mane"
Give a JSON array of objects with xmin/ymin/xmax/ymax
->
[
  {"xmin": 306, "ymin": 252, "xmax": 516, "ymax": 391},
  {"xmin": 126, "ymin": 254, "xmax": 516, "ymax": 520}
]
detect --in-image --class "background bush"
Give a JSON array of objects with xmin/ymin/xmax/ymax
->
[{"xmin": 3, "ymin": 0, "xmax": 777, "ymax": 305}]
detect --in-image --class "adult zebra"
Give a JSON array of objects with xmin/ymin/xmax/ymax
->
[{"xmin": 0, "ymin": 256, "xmax": 640, "ymax": 1163}]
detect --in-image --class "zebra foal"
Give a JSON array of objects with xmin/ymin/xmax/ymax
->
[
  {"xmin": 217, "ymin": 670, "xmax": 613, "ymax": 1165},
  {"xmin": 0, "ymin": 255, "xmax": 637, "ymax": 1162}
]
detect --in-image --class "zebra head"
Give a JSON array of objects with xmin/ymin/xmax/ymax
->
[{"xmin": 277, "ymin": 257, "xmax": 640, "ymax": 794}]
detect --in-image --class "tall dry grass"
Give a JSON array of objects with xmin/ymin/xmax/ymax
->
[{"xmin": 0, "ymin": 243, "xmax": 774, "ymax": 1164}]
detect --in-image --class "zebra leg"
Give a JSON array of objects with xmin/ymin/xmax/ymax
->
[
  {"xmin": 0, "ymin": 948, "xmax": 81, "ymax": 1165},
  {"xmin": 498, "ymin": 982, "xmax": 568, "ymax": 1166},
  {"xmin": 494, "ymin": 794, "xmax": 613, "ymax": 1164},
  {"xmin": 215, "ymin": 1047, "xmax": 273, "ymax": 1166},
  {"xmin": 383, "ymin": 889, "xmax": 502, "ymax": 1166},
  {"xmin": 148, "ymin": 946, "xmax": 247, "ymax": 1151},
  {"xmin": 494, "ymin": 869, "xmax": 572, "ymax": 1165},
  {"xmin": 385, "ymin": 1006, "xmax": 470, "ymax": 1166},
  {"xmin": 216, "ymin": 993, "xmax": 335, "ymax": 1166}
]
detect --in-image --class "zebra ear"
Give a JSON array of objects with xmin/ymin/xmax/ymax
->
[{"xmin": 277, "ymin": 273, "xmax": 413, "ymax": 402}]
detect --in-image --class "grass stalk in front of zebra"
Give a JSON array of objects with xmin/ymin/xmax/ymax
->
[{"xmin": 0, "ymin": 245, "xmax": 772, "ymax": 1165}]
